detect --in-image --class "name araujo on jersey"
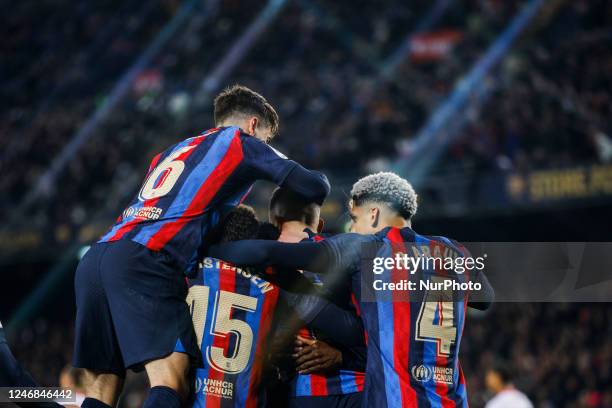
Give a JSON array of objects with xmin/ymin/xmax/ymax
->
[{"xmin": 200, "ymin": 257, "xmax": 275, "ymax": 294}]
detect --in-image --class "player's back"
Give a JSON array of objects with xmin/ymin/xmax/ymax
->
[
  {"xmin": 290, "ymin": 231, "xmax": 366, "ymax": 398},
  {"xmin": 99, "ymin": 126, "xmax": 296, "ymax": 272},
  {"xmin": 355, "ymin": 227, "xmax": 472, "ymax": 408},
  {"xmin": 186, "ymin": 257, "xmax": 279, "ymax": 408}
]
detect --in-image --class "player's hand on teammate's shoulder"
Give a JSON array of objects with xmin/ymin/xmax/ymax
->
[{"xmin": 292, "ymin": 335, "xmax": 342, "ymax": 374}]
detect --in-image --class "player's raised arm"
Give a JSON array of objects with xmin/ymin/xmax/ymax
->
[
  {"xmin": 306, "ymin": 300, "xmax": 366, "ymax": 347},
  {"xmin": 210, "ymin": 239, "xmax": 328, "ymax": 271},
  {"xmin": 241, "ymin": 135, "xmax": 330, "ymax": 204},
  {"xmin": 468, "ymin": 269, "xmax": 494, "ymax": 310},
  {"xmin": 215, "ymin": 84, "xmax": 330, "ymax": 203},
  {"xmin": 209, "ymin": 232, "xmax": 364, "ymax": 274},
  {"xmin": 448, "ymin": 239, "xmax": 494, "ymax": 310}
]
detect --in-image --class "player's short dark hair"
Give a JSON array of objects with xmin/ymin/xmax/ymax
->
[
  {"xmin": 490, "ymin": 361, "xmax": 514, "ymax": 384},
  {"xmin": 214, "ymin": 84, "xmax": 279, "ymax": 136},
  {"xmin": 219, "ymin": 205, "xmax": 260, "ymax": 242},
  {"xmin": 269, "ymin": 187, "xmax": 320, "ymax": 227}
]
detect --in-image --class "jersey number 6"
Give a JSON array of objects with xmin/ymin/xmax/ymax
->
[{"xmin": 139, "ymin": 145, "xmax": 196, "ymax": 201}]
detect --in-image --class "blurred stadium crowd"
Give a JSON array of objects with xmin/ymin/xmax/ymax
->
[
  {"xmin": 1, "ymin": 0, "xmax": 610, "ymax": 234},
  {"xmin": 2, "ymin": 0, "xmax": 611, "ymax": 407}
]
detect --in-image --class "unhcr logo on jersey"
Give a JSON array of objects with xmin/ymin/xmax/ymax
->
[
  {"xmin": 412, "ymin": 365, "xmax": 455, "ymax": 384},
  {"xmin": 195, "ymin": 376, "xmax": 234, "ymax": 399},
  {"xmin": 411, "ymin": 365, "xmax": 433, "ymax": 382},
  {"xmin": 123, "ymin": 206, "xmax": 135, "ymax": 218},
  {"xmin": 122, "ymin": 206, "xmax": 163, "ymax": 220}
]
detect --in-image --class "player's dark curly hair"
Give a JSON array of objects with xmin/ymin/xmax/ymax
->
[
  {"xmin": 219, "ymin": 205, "xmax": 260, "ymax": 243},
  {"xmin": 214, "ymin": 84, "xmax": 279, "ymax": 137},
  {"xmin": 202, "ymin": 206, "xmax": 280, "ymax": 252}
]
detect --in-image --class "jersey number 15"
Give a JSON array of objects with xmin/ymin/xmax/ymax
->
[{"xmin": 186, "ymin": 285, "xmax": 258, "ymax": 374}]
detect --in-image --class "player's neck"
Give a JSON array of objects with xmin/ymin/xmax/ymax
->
[
  {"xmin": 382, "ymin": 216, "xmax": 411, "ymax": 230},
  {"xmin": 278, "ymin": 221, "xmax": 313, "ymax": 243}
]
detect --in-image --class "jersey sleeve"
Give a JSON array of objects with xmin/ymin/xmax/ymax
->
[
  {"xmin": 307, "ymin": 300, "xmax": 366, "ymax": 347},
  {"xmin": 208, "ymin": 233, "xmax": 368, "ymax": 277},
  {"xmin": 445, "ymin": 238, "xmax": 494, "ymax": 309},
  {"xmin": 241, "ymin": 135, "xmax": 297, "ymax": 185},
  {"xmin": 320, "ymin": 233, "xmax": 369, "ymax": 277},
  {"xmin": 240, "ymin": 136, "xmax": 330, "ymax": 204},
  {"xmin": 468, "ymin": 269, "xmax": 494, "ymax": 310},
  {"xmin": 208, "ymin": 239, "xmax": 330, "ymax": 271},
  {"xmin": 341, "ymin": 345, "xmax": 367, "ymax": 373}
]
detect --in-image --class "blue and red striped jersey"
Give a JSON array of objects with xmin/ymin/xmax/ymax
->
[
  {"xmin": 324, "ymin": 227, "xmax": 472, "ymax": 408},
  {"xmin": 185, "ymin": 257, "xmax": 280, "ymax": 408},
  {"xmin": 291, "ymin": 231, "xmax": 366, "ymax": 397},
  {"xmin": 99, "ymin": 126, "xmax": 298, "ymax": 272},
  {"xmin": 207, "ymin": 227, "xmax": 485, "ymax": 407}
]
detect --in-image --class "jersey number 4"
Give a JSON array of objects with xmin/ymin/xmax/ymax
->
[
  {"xmin": 416, "ymin": 300, "xmax": 457, "ymax": 357},
  {"xmin": 186, "ymin": 285, "xmax": 258, "ymax": 374},
  {"xmin": 415, "ymin": 277, "xmax": 458, "ymax": 357}
]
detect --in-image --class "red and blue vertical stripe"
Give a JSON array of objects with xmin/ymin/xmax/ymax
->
[
  {"xmin": 291, "ymin": 232, "xmax": 366, "ymax": 397},
  {"xmin": 190, "ymin": 259, "xmax": 279, "ymax": 408},
  {"xmin": 358, "ymin": 227, "xmax": 469, "ymax": 408},
  {"xmin": 99, "ymin": 127, "xmax": 247, "ymax": 272}
]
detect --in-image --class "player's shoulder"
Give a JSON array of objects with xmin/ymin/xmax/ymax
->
[
  {"xmin": 434, "ymin": 236, "xmax": 470, "ymax": 256},
  {"xmin": 419, "ymin": 233, "xmax": 469, "ymax": 256},
  {"xmin": 179, "ymin": 127, "xmax": 224, "ymax": 143},
  {"xmin": 320, "ymin": 233, "xmax": 375, "ymax": 273},
  {"xmin": 324, "ymin": 232, "xmax": 378, "ymax": 258},
  {"xmin": 327, "ymin": 232, "xmax": 378, "ymax": 245},
  {"xmin": 378, "ymin": 227, "xmax": 470, "ymax": 256},
  {"xmin": 236, "ymin": 129, "xmax": 289, "ymax": 159},
  {"xmin": 174, "ymin": 126, "xmax": 236, "ymax": 145},
  {"xmin": 157, "ymin": 128, "xmax": 221, "ymax": 156},
  {"xmin": 423, "ymin": 234, "xmax": 457, "ymax": 246},
  {"xmin": 231, "ymin": 127, "xmax": 258, "ymax": 144}
]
